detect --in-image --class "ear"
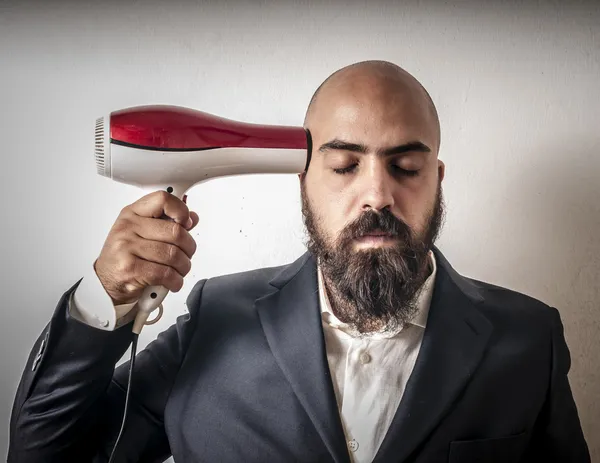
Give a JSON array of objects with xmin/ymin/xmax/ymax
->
[{"xmin": 437, "ymin": 159, "xmax": 445, "ymax": 182}]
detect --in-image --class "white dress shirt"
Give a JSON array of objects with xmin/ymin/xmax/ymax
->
[
  {"xmin": 318, "ymin": 251, "xmax": 436, "ymax": 462},
  {"xmin": 70, "ymin": 252, "xmax": 437, "ymax": 462}
]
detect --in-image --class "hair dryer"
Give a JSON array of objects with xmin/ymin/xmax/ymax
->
[{"xmin": 94, "ymin": 105, "xmax": 311, "ymax": 334}]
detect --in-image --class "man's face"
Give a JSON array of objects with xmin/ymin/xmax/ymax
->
[{"xmin": 301, "ymin": 79, "xmax": 445, "ymax": 333}]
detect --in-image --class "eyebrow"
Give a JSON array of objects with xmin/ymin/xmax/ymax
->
[{"xmin": 318, "ymin": 139, "xmax": 431, "ymax": 156}]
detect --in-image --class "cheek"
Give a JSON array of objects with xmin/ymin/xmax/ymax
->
[
  {"xmin": 305, "ymin": 180, "xmax": 350, "ymax": 239},
  {"xmin": 319, "ymin": 197, "xmax": 350, "ymax": 239},
  {"xmin": 394, "ymin": 181, "xmax": 438, "ymax": 233}
]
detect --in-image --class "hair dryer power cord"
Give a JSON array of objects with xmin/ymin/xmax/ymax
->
[{"xmin": 107, "ymin": 333, "xmax": 139, "ymax": 463}]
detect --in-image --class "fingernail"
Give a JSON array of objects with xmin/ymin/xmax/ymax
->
[{"xmin": 186, "ymin": 217, "xmax": 193, "ymax": 229}]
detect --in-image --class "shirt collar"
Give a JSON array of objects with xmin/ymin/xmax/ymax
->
[{"xmin": 317, "ymin": 251, "xmax": 437, "ymax": 338}]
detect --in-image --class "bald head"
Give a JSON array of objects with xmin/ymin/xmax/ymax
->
[
  {"xmin": 304, "ymin": 60, "xmax": 441, "ymax": 151},
  {"xmin": 299, "ymin": 60, "xmax": 446, "ymax": 335}
]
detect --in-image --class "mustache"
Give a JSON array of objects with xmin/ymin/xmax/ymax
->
[{"xmin": 338, "ymin": 209, "xmax": 413, "ymax": 244}]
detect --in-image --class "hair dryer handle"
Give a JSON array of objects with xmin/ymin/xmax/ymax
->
[
  {"xmin": 131, "ymin": 183, "xmax": 192, "ymax": 334},
  {"xmin": 132, "ymin": 285, "xmax": 168, "ymax": 333}
]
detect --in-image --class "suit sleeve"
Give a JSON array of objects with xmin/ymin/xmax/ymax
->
[
  {"xmin": 8, "ymin": 277, "xmax": 207, "ymax": 463},
  {"xmin": 525, "ymin": 307, "xmax": 591, "ymax": 462}
]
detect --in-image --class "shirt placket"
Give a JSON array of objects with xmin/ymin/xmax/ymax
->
[{"xmin": 341, "ymin": 337, "xmax": 376, "ymax": 462}]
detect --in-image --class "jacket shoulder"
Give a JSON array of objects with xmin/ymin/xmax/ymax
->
[
  {"xmin": 207, "ymin": 262, "xmax": 288, "ymax": 296},
  {"xmin": 465, "ymin": 276, "xmax": 559, "ymax": 326},
  {"xmin": 186, "ymin": 259, "xmax": 298, "ymax": 316}
]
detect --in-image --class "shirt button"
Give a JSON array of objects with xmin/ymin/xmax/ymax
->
[
  {"xmin": 348, "ymin": 439, "xmax": 359, "ymax": 452},
  {"xmin": 359, "ymin": 352, "xmax": 371, "ymax": 364}
]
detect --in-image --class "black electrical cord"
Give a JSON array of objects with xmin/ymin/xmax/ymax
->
[{"xmin": 108, "ymin": 333, "xmax": 139, "ymax": 463}]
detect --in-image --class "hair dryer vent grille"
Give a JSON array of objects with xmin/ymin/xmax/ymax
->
[{"xmin": 95, "ymin": 117, "xmax": 109, "ymax": 177}]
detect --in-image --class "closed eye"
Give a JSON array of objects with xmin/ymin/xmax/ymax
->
[
  {"xmin": 392, "ymin": 165, "xmax": 420, "ymax": 177},
  {"xmin": 333, "ymin": 165, "xmax": 357, "ymax": 174},
  {"xmin": 333, "ymin": 164, "xmax": 420, "ymax": 176}
]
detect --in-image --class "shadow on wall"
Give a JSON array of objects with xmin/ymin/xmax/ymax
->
[{"xmin": 502, "ymin": 138, "xmax": 600, "ymax": 458}]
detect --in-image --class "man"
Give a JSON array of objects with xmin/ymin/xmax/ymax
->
[{"xmin": 9, "ymin": 61, "xmax": 590, "ymax": 462}]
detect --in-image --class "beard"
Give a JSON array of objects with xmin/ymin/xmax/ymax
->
[{"xmin": 301, "ymin": 180, "xmax": 445, "ymax": 335}]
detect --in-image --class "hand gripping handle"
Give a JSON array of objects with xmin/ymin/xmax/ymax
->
[{"xmin": 132, "ymin": 184, "xmax": 190, "ymax": 334}]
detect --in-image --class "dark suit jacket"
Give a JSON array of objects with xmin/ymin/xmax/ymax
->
[{"xmin": 8, "ymin": 247, "xmax": 590, "ymax": 462}]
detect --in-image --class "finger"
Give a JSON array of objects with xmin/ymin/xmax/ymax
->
[
  {"xmin": 180, "ymin": 194, "xmax": 196, "ymax": 229},
  {"xmin": 128, "ymin": 191, "xmax": 190, "ymax": 226},
  {"xmin": 130, "ymin": 238, "xmax": 192, "ymax": 278},
  {"xmin": 134, "ymin": 258, "xmax": 185, "ymax": 293},
  {"xmin": 130, "ymin": 216, "xmax": 197, "ymax": 258},
  {"xmin": 187, "ymin": 211, "xmax": 200, "ymax": 231}
]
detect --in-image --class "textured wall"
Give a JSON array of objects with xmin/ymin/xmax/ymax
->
[{"xmin": 1, "ymin": 0, "xmax": 598, "ymax": 460}]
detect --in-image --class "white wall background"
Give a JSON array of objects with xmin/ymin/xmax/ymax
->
[{"xmin": 1, "ymin": 0, "xmax": 598, "ymax": 460}]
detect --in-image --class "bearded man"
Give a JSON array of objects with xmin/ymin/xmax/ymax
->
[{"xmin": 9, "ymin": 61, "xmax": 590, "ymax": 463}]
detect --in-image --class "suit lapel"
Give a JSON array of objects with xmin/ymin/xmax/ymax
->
[
  {"xmin": 256, "ymin": 248, "xmax": 493, "ymax": 463},
  {"xmin": 373, "ymin": 247, "xmax": 494, "ymax": 463},
  {"xmin": 256, "ymin": 252, "xmax": 351, "ymax": 463}
]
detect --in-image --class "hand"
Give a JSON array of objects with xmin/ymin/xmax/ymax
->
[{"xmin": 94, "ymin": 191, "xmax": 200, "ymax": 308}]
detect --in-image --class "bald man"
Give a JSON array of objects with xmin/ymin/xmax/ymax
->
[{"xmin": 10, "ymin": 61, "xmax": 589, "ymax": 463}]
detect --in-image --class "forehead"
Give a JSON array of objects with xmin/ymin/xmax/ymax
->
[{"xmin": 310, "ymin": 84, "xmax": 438, "ymax": 150}]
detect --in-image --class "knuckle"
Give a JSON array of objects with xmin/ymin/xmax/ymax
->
[
  {"xmin": 120, "ymin": 207, "xmax": 137, "ymax": 223},
  {"xmin": 112, "ymin": 237, "xmax": 130, "ymax": 253},
  {"xmin": 115, "ymin": 255, "xmax": 135, "ymax": 276},
  {"xmin": 162, "ymin": 265, "xmax": 176, "ymax": 282},
  {"xmin": 160, "ymin": 264, "xmax": 183, "ymax": 292},
  {"xmin": 123, "ymin": 282, "xmax": 139, "ymax": 294},
  {"xmin": 171, "ymin": 222, "xmax": 183, "ymax": 241},
  {"xmin": 166, "ymin": 243, "xmax": 179, "ymax": 263},
  {"xmin": 179, "ymin": 257, "xmax": 192, "ymax": 276},
  {"xmin": 188, "ymin": 237, "xmax": 197, "ymax": 256},
  {"xmin": 175, "ymin": 232, "xmax": 195, "ymax": 257},
  {"xmin": 157, "ymin": 190, "xmax": 171, "ymax": 203},
  {"xmin": 120, "ymin": 204, "xmax": 133, "ymax": 216},
  {"xmin": 111, "ymin": 221, "xmax": 126, "ymax": 235},
  {"xmin": 114, "ymin": 216, "xmax": 135, "ymax": 235},
  {"xmin": 148, "ymin": 264, "xmax": 167, "ymax": 285},
  {"xmin": 166, "ymin": 243, "xmax": 190, "ymax": 275}
]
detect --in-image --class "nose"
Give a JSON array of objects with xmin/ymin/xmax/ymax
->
[{"xmin": 360, "ymin": 161, "xmax": 395, "ymax": 212}]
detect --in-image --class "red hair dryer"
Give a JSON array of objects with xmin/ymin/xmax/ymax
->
[{"xmin": 94, "ymin": 105, "xmax": 311, "ymax": 333}]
